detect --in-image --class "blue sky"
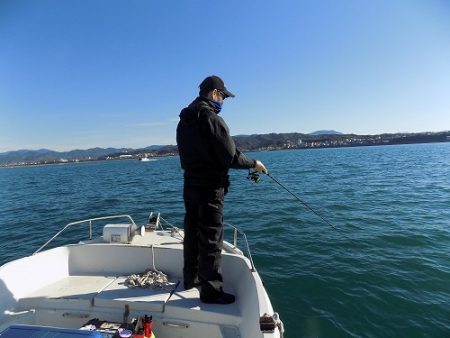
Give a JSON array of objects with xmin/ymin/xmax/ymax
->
[{"xmin": 1, "ymin": 0, "xmax": 449, "ymax": 152}]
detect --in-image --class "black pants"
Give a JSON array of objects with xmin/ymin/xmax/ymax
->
[{"xmin": 183, "ymin": 184, "xmax": 225, "ymax": 297}]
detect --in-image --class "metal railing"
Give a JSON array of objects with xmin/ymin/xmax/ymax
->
[
  {"xmin": 33, "ymin": 215, "xmax": 136, "ymax": 255},
  {"xmin": 224, "ymin": 222, "xmax": 256, "ymax": 272},
  {"xmin": 32, "ymin": 214, "xmax": 256, "ymax": 273}
]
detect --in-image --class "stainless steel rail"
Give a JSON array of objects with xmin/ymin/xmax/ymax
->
[
  {"xmin": 32, "ymin": 214, "xmax": 256, "ymax": 273},
  {"xmin": 33, "ymin": 215, "xmax": 136, "ymax": 255},
  {"xmin": 224, "ymin": 222, "xmax": 256, "ymax": 272}
]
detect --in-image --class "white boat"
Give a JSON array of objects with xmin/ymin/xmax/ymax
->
[
  {"xmin": 0, "ymin": 212, "xmax": 284, "ymax": 337},
  {"xmin": 139, "ymin": 157, "xmax": 155, "ymax": 162}
]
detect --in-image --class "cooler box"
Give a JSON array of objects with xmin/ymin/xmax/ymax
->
[{"xmin": 103, "ymin": 223, "xmax": 132, "ymax": 243}]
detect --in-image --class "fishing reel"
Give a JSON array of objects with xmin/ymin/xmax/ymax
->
[{"xmin": 247, "ymin": 170, "xmax": 261, "ymax": 183}]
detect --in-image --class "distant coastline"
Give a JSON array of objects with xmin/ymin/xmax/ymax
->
[
  {"xmin": 1, "ymin": 130, "xmax": 449, "ymax": 167},
  {"xmin": 234, "ymin": 130, "xmax": 450, "ymax": 152}
]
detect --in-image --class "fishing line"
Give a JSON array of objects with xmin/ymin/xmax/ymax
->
[{"xmin": 248, "ymin": 170, "xmax": 352, "ymax": 237}]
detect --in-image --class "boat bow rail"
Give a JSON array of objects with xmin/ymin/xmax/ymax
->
[
  {"xmin": 32, "ymin": 214, "xmax": 257, "ymax": 271},
  {"xmin": 33, "ymin": 215, "xmax": 137, "ymax": 254},
  {"xmin": 224, "ymin": 222, "xmax": 256, "ymax": 272}
]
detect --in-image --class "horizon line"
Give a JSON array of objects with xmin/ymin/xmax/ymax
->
[{"xmin": 1, "ymin": 129, "xmax": 449, "ymax": 154}]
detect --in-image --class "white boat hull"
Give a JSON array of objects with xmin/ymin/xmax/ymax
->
[{"xmin": 0, "ymin": 215, "xmax": 283, "ymax": 338}]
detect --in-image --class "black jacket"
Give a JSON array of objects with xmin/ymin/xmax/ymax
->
[{"xmin": 176, "ymin": 97, "xmax": 255, "ymax": 187}]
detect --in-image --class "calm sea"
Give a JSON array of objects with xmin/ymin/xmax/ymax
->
[{"xmin": 1, "ymin": 143, "xmax": 450, "ymax": 337}]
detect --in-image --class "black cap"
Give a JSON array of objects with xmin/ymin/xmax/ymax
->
[{"xmin": 199, "ymin": 75, "xmax": 235, "ymax": 98}]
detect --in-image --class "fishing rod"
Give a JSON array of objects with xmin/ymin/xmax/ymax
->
[{"xmin": 247, "ymin": 170, "xmax": 351, "ymax": 237}]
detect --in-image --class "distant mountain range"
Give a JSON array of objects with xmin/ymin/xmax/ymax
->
[
  {"xmin": 0, "ymin": 145, "xmax": 172, "ymax": 165},
  {"xmin": 1, "ymin": 130, "xmax": 449, "ymax": 166},
  {"xmin": 308, "ymin": 130, "xmax": 343, "ymax": 135},
  {"xmin": 0, "ymin": 147, "xmax": 132, "ymax": 165}
]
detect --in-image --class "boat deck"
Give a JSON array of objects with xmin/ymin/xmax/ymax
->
[
  {"xmin": 8, "ymin": 274, "xmax": 242, "ymax": 338},
  {"xmin": 16, "ymin": 274, "xmax": 241, "ymax": 324}
]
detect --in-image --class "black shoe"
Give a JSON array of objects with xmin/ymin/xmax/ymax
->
[{"xmin": 200, "ymin": 292, "xmax": 235, "ymax": 304}]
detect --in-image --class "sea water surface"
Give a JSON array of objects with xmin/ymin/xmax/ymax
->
[{"xmin": 1, "ymin": 143, "xmax": 450, "ymax": 337}]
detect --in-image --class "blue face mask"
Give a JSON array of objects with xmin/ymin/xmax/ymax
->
[{"xmin": 209, "ymin": 99, "xmax": 223, "ymax": 113}]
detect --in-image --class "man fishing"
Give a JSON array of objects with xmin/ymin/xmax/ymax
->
[{"xmin": 176, "ymin": 75, "xmax": 267, "ymax": 304}]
